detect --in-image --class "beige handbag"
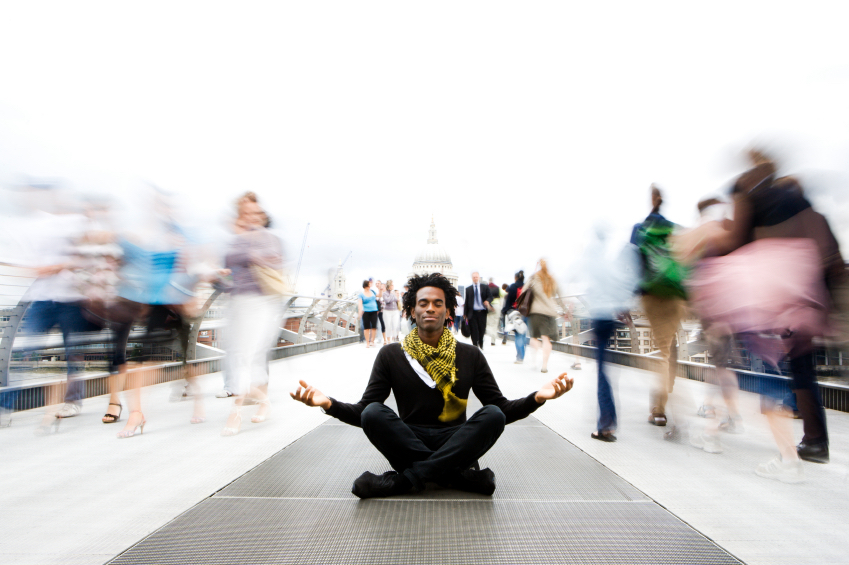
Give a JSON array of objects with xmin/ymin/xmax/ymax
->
[{"xmin": 251, "ymin": 264, "xmax": 288, "ymax": 296}]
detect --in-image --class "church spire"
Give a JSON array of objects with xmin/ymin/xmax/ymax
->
[{"xmin": 427, "ymin": 217, "xmax": 438, "ymax": 244}]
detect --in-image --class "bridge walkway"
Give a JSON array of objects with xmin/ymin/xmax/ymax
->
[{"xmin": 2, "ymin": 337, "xmax": 847, "ymax": 564}]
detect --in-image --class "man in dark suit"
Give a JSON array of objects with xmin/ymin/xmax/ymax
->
[{"xmin": 464, "ymin": 271, "xmax": 493, "ymax": 350}]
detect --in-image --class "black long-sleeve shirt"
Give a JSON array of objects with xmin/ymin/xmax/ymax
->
[{"xmin": 326, "ymin": 342, "xmax": 542, "ymax": 428}]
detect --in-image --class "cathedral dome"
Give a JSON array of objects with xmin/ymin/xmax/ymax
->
[
  {"xmin": 413, "ymin": 243, "xmax": 452, "ymax": 265},
  {"xmin": 413, "ymin": 219, "xmax": 452, "ymax": 265},
  {"xmin": 409, "ymin": 219, "xmax": 458, "ymax": 288}
]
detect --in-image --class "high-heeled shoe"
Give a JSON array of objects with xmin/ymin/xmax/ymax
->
[
  {"xmin": 102, "ymin": 403, "xmax": 122, "ymax": 424},
  {"xmin": 190, "ymin": 415, "xmax": 206, "ymax": 424},
  {"xmin": 221, "ymin": 408, "xmax": 242, "ymax": 437},
  {"xmin": 117, "ymin": 411, "xmax": 146, "ymax": 439},
  {"xmin": 251, "ymin": 399, "xmax": 271, "ymax": 423}
]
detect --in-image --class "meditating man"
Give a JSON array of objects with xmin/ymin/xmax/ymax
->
[{"xmin": 290, "ymin": 272, "xmax": 573, "ymax": 499}]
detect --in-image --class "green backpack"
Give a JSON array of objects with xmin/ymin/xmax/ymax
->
[{"xmin": 635, "ymin": 217, "xmax": 689, "ymax": 299}]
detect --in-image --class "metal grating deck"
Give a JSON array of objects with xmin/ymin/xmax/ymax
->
[
  {"xmin": 214, "ymin": 423, "xmax": 649, "ymax": 502},
  {"xmin": 108, "ymin": 410, "xmax": 741, "ymax": 565},
  {"xmin": 108, "ymin": 497, "xmax": 739, "ymax": 565}
]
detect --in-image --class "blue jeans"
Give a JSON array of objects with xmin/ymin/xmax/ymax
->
[
  {"xmin": 593, "ymin": 319, "xmax": 617, "ymax": 433},
  {"xmin": 25, "ymin": 301, "xmax": 101, "ymax": 405},
  {"xmin": 514, "ymin": 329, "xmax": 527, "ymax": 360}
]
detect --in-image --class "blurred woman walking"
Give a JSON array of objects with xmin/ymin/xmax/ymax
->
[
  {"xmin": 220, "ymin": 192, "xmax": 284, "ymax": 436},
  {"xmin": 382, "ymin": 280, "xmax": 401, "ymax": 343},
  {"xmin": 526, "ymin": 260, "xmax": 566, "ymax": 373}
]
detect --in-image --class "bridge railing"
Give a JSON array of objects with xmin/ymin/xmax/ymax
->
[
  {"xmin": 550, "ymin": 340, "xmax": 849, "ymax": 413},
  {"xmin": 0, "ymin": 287, "xmax": 361, "ymax": 416}
]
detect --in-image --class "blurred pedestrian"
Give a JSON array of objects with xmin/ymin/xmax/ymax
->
[
  {"xmin": 692, "ymin": 153, "xmax": 844, "ymax": 479},
  {"xmin": 464, "ymin": 272, "xmax": 493, "ymax": 349},
  {"xmin": 500, "ymin": 283, "xmax": 509, "ymax": 344},
  {"xmin": 526, "ymin": 259, "xmax": 566, "ymax": 373},
  {"xmin": 503, "ymin": 271, "xmax": 527, "ymax": 362},
  {"xmin": 631, "ymin": 185, "xmax": 689, "ymax": 430},
  {"xmin": 504, "ymin": 310, "xmax": 528, "ymax": 360},
  {"xmin": 359, "ymin": 279, "xmax": 379, "ymax": 347},
  {"xmin": 452, "ymin": 292, "xmax": 465, "ymax": 335},
  {"xmin": 672, "ymin": 197, "xmax": 743, "ymax": 448},
  {"xmin": 484, "ymin": 281, "xmax": 502, "ymax": 346},
  {"xmin": 99, "ymin": 187, "xmax": 203, "ymax": 438},
  {"xmin": 400, "ymin": 283, "xmax": 412, "ymax": 338},
  {"xmin": 375, "ymin": 280, "xmax": 387, "ymax": 344},
  {"xmin": 383, "ymin": 280, "xmax": 401, "ymax": 343},
  {"xmin": 488, "ymin": 278, "xmax": 499, "ymax": 303},
  {"xmin": 219, "ymin": 193, "xmax": 284, "ymax": 436},
  {"xmin": 578, "ymin": 221, "xmax": 640, "ymax": 442},
  {"xmin": 13, "ymin": 189, "xmax": 104, "ymax": 429}
]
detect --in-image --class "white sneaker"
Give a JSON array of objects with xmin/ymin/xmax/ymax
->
[
  {"xmin": 55, "ymin": 403, "xmax": 81, "ymax": 418},
  {"xmin": 756, "ymin": 457, "xmax": 804, "ymax": 484},
  {"xmin": 215, "ymin": 390, "xmax": 235, "ymax": 398}
]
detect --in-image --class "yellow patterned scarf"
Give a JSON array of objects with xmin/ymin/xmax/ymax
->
[{"xmin": 402, "ymin": 327, "xmax": 467, "ymax": 422}]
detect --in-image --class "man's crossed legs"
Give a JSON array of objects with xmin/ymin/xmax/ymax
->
[{"xmin": 353, "ymin": 402, "xmax": 506, "ymax": 499}]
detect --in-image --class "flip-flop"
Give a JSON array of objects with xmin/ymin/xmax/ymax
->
[{"xmin": 591, "ymin": 431, "xmax": 617, "ymax": 442}]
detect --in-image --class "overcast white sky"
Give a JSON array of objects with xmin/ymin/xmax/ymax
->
[{"xmin": 1, "ymin": 2, "xmax": 848, "ymax": 296}]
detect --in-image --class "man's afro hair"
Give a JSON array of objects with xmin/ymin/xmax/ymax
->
[{"xmin": 402, "ymin": 272, "xmax": 460, "ymax": 326}]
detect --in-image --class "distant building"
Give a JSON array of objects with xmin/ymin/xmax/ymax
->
[
  {"xmin": 408, "ymin": 218, "xmax": 458, "ymax": 289},
  {"xmin": 331, "ymin": 260, "xmax": 347, "ymax": 299}
]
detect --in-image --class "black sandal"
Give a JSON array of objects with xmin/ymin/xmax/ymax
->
[
  {"xmin": 591, "ymin": 431, "xmax": 617, "ymax": 442},
  {"xmin": 102, "ymin": 403, "xmax": 123, "ymax": 424}
]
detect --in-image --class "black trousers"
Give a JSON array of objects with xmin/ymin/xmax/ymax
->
[
  {"xmin": 468, "ymin": 310, "xmax": 488, "ymax": 348},
  {"xmin": 360, "ymin": 402, "xmax": 506, "ymax": 491},
  {"xmin": 789, "ymin": 353, "xmax": 828, "ymax": 445}
]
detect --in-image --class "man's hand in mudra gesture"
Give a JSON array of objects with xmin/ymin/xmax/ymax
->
[
  {"xmin": 534, "ymin": 372, "xmax": 573, "ymax": 404},
  {"xmin": 290, "ymin": 379, "xmax": 332, "ymax": 411}
]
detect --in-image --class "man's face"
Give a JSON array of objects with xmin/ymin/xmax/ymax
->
[
  {"xmin": 472, "ymin": 272, "xmax": 480, "ymax": 284},
  {"xmin": 414, "ymin": 286, "xmax": 447, "ymax": 332}
]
